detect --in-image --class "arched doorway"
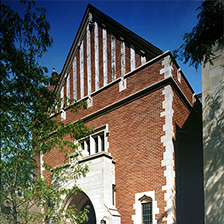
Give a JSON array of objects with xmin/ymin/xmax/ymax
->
[{"xmin": 66, "ymin": 191, "xmax": 96, "ymax": 224}]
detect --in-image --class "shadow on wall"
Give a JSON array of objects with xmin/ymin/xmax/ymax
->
[
  {"xmin": 174, "ymin": 99, "xmax": 204, "ymax": 224},
  {"xmin": 203, "ymin": 81, "xmax": 224, "ymax": 224}
]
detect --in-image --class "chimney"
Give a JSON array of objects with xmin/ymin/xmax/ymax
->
[{"xmin": 50, "ymin": 68, "xmax": 59, "ymax": 86}]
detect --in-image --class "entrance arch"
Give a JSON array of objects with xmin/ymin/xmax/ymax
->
[{"xmin": 65, "ymin": 191, "xmax": 96, "ymax": 224}]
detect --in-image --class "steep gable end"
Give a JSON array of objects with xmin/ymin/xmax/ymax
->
[{"xmin": 55, "ymin": 4, "xmax": 163, "ymax": 101}]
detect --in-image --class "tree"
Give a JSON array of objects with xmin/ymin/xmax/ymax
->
[
  {"xmin": 173, "ymin": 0, "xmax": 224, "ymax": 69},
  {"xmin": 0, "ymin": 1, "xmax": 91, "ymax": 223}
]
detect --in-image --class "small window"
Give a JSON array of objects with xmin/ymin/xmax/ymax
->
[
  {"xmin": 100, "ymin": 135, "xmax": 105, "ymax": 151},
  {"xmin": 112, "ymin": 184, "xmax": 116, "ymax": 206},
  {"xmin": 81, "ymin": 142, "xmax": 84, "ymax": 150},
  {"xmin": 86, "ymin": 139, "xmax": 90, "ymax": 154},
  {"xmin": 78, "ymin": 125, "xmax": 109, "ymax": 157},
  {"xmin": 133, "ymin": 192, "xmax": 159, "ymax": 224},
  {"xmin": 137, "ymin": 194, "xmax": 153, "ymax": 224},
  {"xmin": 142, "ymin": 202, "xmax": 152, "ymax": 224},
  {"xmin": 94, "ymin": 137, "xmax": 98, "ymax": 153}
]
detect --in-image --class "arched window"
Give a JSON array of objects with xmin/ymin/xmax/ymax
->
[
  {"xmin": 132, "ymin": 191, "xmax": 159, "ymax": 224},
  {"xmin": 139, "ymin": 195, "xmax": 152, "ymax": 224}
]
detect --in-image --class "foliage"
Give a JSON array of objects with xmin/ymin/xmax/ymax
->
[
  {"xmin": 173, "ymin": 0, "xmax": 224, "ymax": 69},
  {"xmin": 0, "ymin": 1, "xmax": 91, "ymax": 223}
]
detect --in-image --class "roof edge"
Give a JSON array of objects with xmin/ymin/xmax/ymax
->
[{"xmin": 55, "ymin": 4, "xmax": 163, "ymax": 95}]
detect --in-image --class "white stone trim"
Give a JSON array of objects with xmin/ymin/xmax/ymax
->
[
  {"xmin": 160, "ymin": 55, "xmax": 173, "ymax": 78},
  {"xmin": 80, "ymin": 41, "xmax": 84, "ymax": 98},
  {"xmin": 159, "ymin": 52, "xmax": 175, "ymax": 224},
  {"xmin": 66, "ymin": 73, "xmax": 70, "ymax": 101},
  {"xmin": 132, "ymin": 191, "xmax": 159, "ymax": 224},
  {"xmin": 64, "ymin": 151, "xmax": 120, "ymax": 224},
  {"xmin": 177, "ymin": 68, "xmax": 181, "ymax": 83},
  {"xmin": 40, "ymin": 152, "xmax": 45, "ymax": 179},
  {"xmin": 61, "ymin": 85, "xmax": 64, "ymax": 108},
  {"xmin": 103, "ymin": 28, "xmax": 108, "ymax": 86},
  {"xmin": 120, "ymin": 39, "xmax": 126, "ymax": 92},
  {"xmin": 94, "ymin": 22, "xmax": 99, "ymax": 91},
  {"xmin": 61, "ymin": 110, "xmax": 66, "ymax": 121},
  {"xmin": 87, "ymin": 95, "xmax": 93, "ymax": 108},
  {"xmin": 73, "ymin": 57, "xmax": 77, "ymax": 100},
  {"xmin": 192, "ymin": 93, "xmax": 196, "ymax": 104},
  {"xmin": 60, "ymin": 86, "xmax": 66, "ymax": 120},
  {"xmin": 119, "ymin": 76, "xmax": 126, "ymax": 92},
  {"xmin": 160, "ymin": 85, "xmax": 175, "ymax": 224},
  {"xmin": 111, "ymin": 35, "xmax": 116, "ymax": 81},
  {"xmin": 87, "ymin": 21, "xmax": 91, "ymax": 95},
  {"xmin": 130, "ymin": 44, "xmax": 135, "ymax": 71},
  {"xmin": 141, "ymin": 50, "xmax": 146, "ymax": 65},
  {"xmin": 121, "ymin": 40, "xmax": 125, "ymax": 76}
]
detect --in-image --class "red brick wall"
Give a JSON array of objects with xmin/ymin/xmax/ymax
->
[
  {"xmin": 70, "ymin": 23, "xmax": 157, "ymax": 98},
  {"xmin": 76, "ymin": 50, "xmax": 81, "ymax": 101},
  {"xmin": 58, "ymin": 58, "xmax": 164, "ymax": 126},
  {"xmin": 173, "ymin": 91, "xmax": 191, "ymax": 140},
  {"xmin": 69, "ymin": 68, "xmax": 73, "ymax": 99},
  {"xmin": 172, "ymin": 64, "xmax": 194, "ymax": 106},
  {"xmin": 85, "ymin": 89, "xmax": 166, "ymax": 223},
  {"xmin": 43, "ymin": 20, "xmax": 196, "ymax": 224},
  {"xmin": 44, "ymin": 88, "xmax": 169, "ymax": 224},
  {"xmin": 83, "ymin": 34, "xmax": 88, "ymax": 96},
  {"xmin": 125, "ymin": 42, "xmax": 131, "ymax": 73},
  {"xmin": 98, "ymin": 25, "xmax": 104, "ymax": 89},
  {"xmin": 91, "ymin": 24, "xmax": 95, "ymax": 93},
  {"xmin": 44, "ymin": 64, "xmax": 194, "ymax": 224},
  {"xmin": 116, "ymin": 38, "xmax": 121, "ymax": 79},
  {"xmin": 135, "ymin": 48, "xmax": 141, "ymax": 68},
  {"xmin": 107, "ymin": 31, "xmax": 112, "ymax": 84}
]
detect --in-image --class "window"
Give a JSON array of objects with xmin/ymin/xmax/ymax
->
[
  {"xmin": 94, "ymin": 136, "xmax": 98, "ymax": 153},
  {"xmin": 132, "ymin": 192, "xmax": 159, "ymax": 224},
  {"xmin": 112, "ymin": 184, "xmax": 116, "ymax": 206},
  {"xmin": 140, "ymin": 195, "xmax": 152, "ymax": 224},
  {"xmin": 100, "ymin": 135, "xmax": 104, "ymax": 152},
  {"xmin": 81, "ymin": 141, "xmax": 84, "ymax": 150},
  {"xmin": 79, "ymin": 125, "xmax": 109, "ymax": 156},
  {"xmin": 142, "ymin": 202, "xmax": 152, "ymax": 224},
  {"xmin": 86, "ymin": 139, "xmax": 90, "ymax": 154}
]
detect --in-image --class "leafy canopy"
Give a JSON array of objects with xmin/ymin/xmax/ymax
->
[
  {"xmin": 0, "ymin": 1, "xmax": 91, "ymax": 223},
  {"xmin": 173, "ymin": 0, "xmax": 224, "ymax": 69}
]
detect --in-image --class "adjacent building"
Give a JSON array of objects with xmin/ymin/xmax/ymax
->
[{"xmin": 202, "ymin": 46, "xmax": 224, "ymax": 224}]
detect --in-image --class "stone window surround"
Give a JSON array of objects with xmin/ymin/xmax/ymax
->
[
  {"xmin": 79, "ymin": 124, "xmax": 109, "ymax": 157},
  {"xmin": 132, "ymin": 191, "xmax": 159, "ymax": 224}
]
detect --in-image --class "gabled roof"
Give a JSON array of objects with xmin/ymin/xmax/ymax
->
[
  {"xmin": 55, "ymin": 4, "xmax": 163, "ymax": 95},
  {"xmin": 87, "ymin": 4, "xmax": 163, "ymax": 55}
]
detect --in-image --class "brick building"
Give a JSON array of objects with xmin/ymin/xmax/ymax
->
[{"xmin": 42, "ymin": 4, "xmax": 204, "ymax": 224}]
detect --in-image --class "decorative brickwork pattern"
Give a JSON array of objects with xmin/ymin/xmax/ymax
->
[{"xmin": 42, "ymin": 5, "xmax": 200, "ymax": 224}]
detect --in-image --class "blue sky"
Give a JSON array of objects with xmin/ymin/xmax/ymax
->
[{"xmin": 3, "ymin": 0, "xmax": 203, "ymax": 94}]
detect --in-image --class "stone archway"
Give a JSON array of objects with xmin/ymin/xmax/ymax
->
[{"xmin": 66, "ymin": 191, "xmax": 96, "ymax": 224}]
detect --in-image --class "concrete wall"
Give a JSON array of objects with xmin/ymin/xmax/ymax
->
[{"xmin": 202, "ymin": 47, "xmax": 224, "ymax": 224}]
